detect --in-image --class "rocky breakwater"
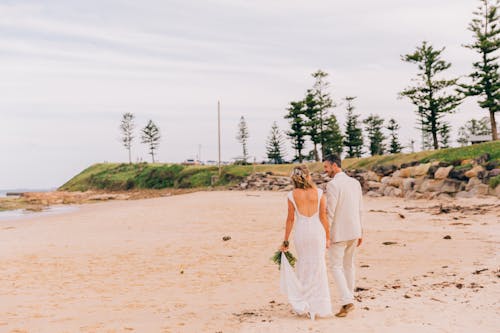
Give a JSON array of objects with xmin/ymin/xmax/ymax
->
[
  {"xmin": 233, "ymin": 171, "xmax": 332, "ymax": 192},
  {"xmin": 362, "ymin": 154, "xmax": 500, "ymax": 199}
]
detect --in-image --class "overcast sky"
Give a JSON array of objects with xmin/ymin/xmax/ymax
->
[{"xmin": 0, "ymin": 0, "xmax": 488, "ymax": 189}]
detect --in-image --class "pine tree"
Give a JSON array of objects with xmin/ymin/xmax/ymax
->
[
  {"xmin": 236, "ymin": 116, "xmax": 250, "ymax": 163},
  {"xmin": 439, "ymin": 122, "xmax": 452, "ymax": 148},
  {"xmin": 386, "ymin": 118, "xmax": 403, "ymax": 154},
  {"xmin": 119, "ymin": 112, "xmax": 135, "ymax": 164},
  {"xmin": 285, "ymin": 100, "xmax": 307, "ymax": 163},
  {"xmin": 303, "ymin": 90, "xmax": 321, "ymax": 161},
  {"xmin": 141, "ymin": 120, "xmax": 161, "ymax": 163},
  {"xmin": 343, "ymin": 97, "xmax": 364, "ymax": 158},
  {"xmin": 311, "ymin": 70, "xmax": 335, "ymax": 159},
  {"xmin": 457, "ymin": 117, "xmax": 492, "ymax": 145},
  {"xmin": 400, "ymin": 41, "xmax": 462, "ymax": 149},
  {"xmin": 266, "ymin": 122, "xmax": 286, "ymax": 164},
  {"xmin": 460, "ymin": 0, "xmax": 500, "ymax": 141},
  {"xmin": 363, "ymin": 114, "xmax": 386, "ymax": 156},
  {"xmin": 322, "ymin": 114, "xmax": 343, "ymax": 156}
]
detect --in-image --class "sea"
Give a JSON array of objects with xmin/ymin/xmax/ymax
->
[{"xmin": 0, "ymin": 188, "xmax": 76, "ymax": 221}]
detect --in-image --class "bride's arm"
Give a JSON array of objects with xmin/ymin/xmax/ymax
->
[
  {"xmin": 281, "ymin": 199, "xmax": 295, "ymax": 251},
  {"xmin": 319, "ymin": 194, "xmax": 330, "ymax": 247}
]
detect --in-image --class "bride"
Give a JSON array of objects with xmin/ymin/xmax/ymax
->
[{"xmin": 279, "ymin": 164, "xmax": 332, "ymax": 319}]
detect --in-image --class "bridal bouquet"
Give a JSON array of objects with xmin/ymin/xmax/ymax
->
[{"xmin": 271, "ymin": 250, "xmax": 297, "ymax": 269}]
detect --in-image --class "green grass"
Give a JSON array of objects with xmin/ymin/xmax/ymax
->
[
  {"xmin": 59, "ymin": 141, "xmax": 500, "ymax": 191},
  {"xmin": 489, "ymin": 175, "xmax": 500, "ymax": 189}
]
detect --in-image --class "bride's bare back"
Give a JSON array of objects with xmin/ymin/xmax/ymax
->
[{"xmin": 291, "ymin": 188, "xmax": 322, "ymax": 217}]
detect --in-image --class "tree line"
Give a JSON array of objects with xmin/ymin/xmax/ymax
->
[{"xmin": 236, "ymin": 0, "xmax": 498, "ymax": 164}]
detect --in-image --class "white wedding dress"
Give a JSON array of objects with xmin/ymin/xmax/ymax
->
[{"xmin": 280, "ymin": 188, "xmax": 332, "ymax": 319}]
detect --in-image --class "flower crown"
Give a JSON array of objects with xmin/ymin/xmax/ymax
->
[{"xmin": 291, "ymin": 167, "xmax": 305, "ymax": 178}]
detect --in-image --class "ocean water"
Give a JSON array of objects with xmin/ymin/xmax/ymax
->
[
  {"xmin": 0, "ymin": 188, "xmax": 55, "ymax": 197},
  {"xmin": 0, "ymin": 205, "xmax": 78, "ymax": 221}
]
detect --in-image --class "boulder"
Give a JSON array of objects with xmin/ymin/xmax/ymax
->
[
  {"xmin": 402, "ymin": 178, "xmax": 416, "ymax": 191},
  {"xmin": 461, "ymin": 159, "xmax": 475, "ymax": 166},
  {"xmin": 485, "ymin": 160, "xmax": 500, "ymax": 171},
  {"xmin": 387, "ymin": 177, "xmax": 403, "ymax": 188},
  {"xmin": 367, "ymin": 181, "xmax": 382, "ymax": 190},
  {"xmin": 487, "ymin": 168, "xmax": 500, "ymax": 177},
  {"xmin": 434, "ymin": 166, "xmax": 453, "ymax": 180},
  {"xmin": 469, "ymin": 184, "xmax": 490, "ymax": 196},
  {"xmin": 464, "ymin": 165, "xmax": 485, "ymax": 179},
  {"xmin": 381, "ymin": 176, "xmax": 391, "ymax": 185},
  {"xmin": 465, "ymin": 177, "xmax": 482, "ymax": 191},
  {"xmin": 398, "ymin": 167, "xmax": 412, "ymax": 178},
  {"xmin": 474, "ymin": 153, "xmax": 490, "ymax": 165},
  {"xmin": 366, "ymin": 191, "xmax": 382, "ymax": 197},
  {"xmin": 383, "ymin": 186, "xmax": 397, "ymax": 196},
  {"xmin": 392, "ymin": 188, "xmax": 403, "ymax": 197},
  {"xmin": 449, "ymin": 165, "xmax": 472, "ymax": 181},
  {"xmin": 416, "ymin": 179, "xmax": 444, "ymax": 193},
  {"xmin": 411, "ymin": 163, "xmax": 431, "ymax": 177},
  {"xmin": 440, "ymin": 179, "xmax": 463, "ymax": 193},
  {"xmin": 364, "ymin": 171, "xmax": 381, "ymax": 182}
]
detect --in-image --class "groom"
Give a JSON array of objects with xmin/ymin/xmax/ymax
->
[{"xmin": 323, "ymin": 154, "xmax": 363, "ymax": 318}]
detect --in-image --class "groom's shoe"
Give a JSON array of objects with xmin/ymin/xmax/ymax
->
[{"xmin": 335, "ymin": 303, "xmax": 354, "ymax": 317}]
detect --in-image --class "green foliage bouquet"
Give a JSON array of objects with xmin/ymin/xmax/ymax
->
[{"xmin": 271, "ymin": 250, "xmax": 296, "ymax": 269}]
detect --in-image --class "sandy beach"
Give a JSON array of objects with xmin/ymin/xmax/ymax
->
[{"xmin": 0, "ymin": 191, "xmax": 498, "ymax": 333}]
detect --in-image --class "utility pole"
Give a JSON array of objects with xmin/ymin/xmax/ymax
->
[{"xmin": 218, "ymin": 100, "xmax": 222, "ymax": 176}]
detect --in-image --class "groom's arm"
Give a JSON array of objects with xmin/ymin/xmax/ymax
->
[{"xmin": 326, "ymin": 181, "xmax": 339, "ymax": 226}]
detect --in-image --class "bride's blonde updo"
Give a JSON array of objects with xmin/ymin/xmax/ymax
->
[{"xmin": 290, "ymin": 164, "xmax": 316, "ymax": 189}]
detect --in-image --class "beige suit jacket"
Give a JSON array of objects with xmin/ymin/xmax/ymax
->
[{"xmin": 326, "ymin": 172, "xmax": 363, "ymax": 242}]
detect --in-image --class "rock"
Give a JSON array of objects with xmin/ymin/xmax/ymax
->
[
  {"xmin": 239, "ymin": 182, "xmax": 248, "ymax": 190},
  {"xmin": 434, "ymin": 166, "xmax": 453, "ymax": 179},
  {"xmin": 485, "ymin": 160, "xmax": 500, "ymax": 171},
  {"xmin": 367, "ymin": 181, "xmax": 382, "ymax": 190},
  {"xmin": 464, "ymin": 165, "xmax": 485, "ymax": 178},
  {"xmin": 381, "ymin": 176, "xmax": 391, "ymax": 185},
  {"xmin": 373, "ymin": 164, "xmax": 397, "ymax": 177},
  {"xmin": 383, "ymin": 186, "xmax": 397, "ymax": 197},
  {"xmin": 470, "ymin": 184, "xmax": 490, "ymax": 196},
  {"xmin": 461, "ymin": 159, "xmax": 475, "ymax": 166},
  {"xmin": 487, "ymin": 168, "xmax": 500, "ymax": 177},
  {"xmin": 427, "ymin": 165, "xmax": 439, "ymax": 179},
  {"xmin": 443, "ymin": 235, "xmax": 452, "ymax": 240},
  {"xmin": 465, "ymin": 177, "xmax": 482, "ymax": 191},
  {"xmin": 449, "ymin": 166, "xmax": 472, "ymax": 181},
  {"xmin": 222, "ymin": 236, "xmax": 231, "ymax": 241},
  {"xmin": 364, "ymin": 171, "xmax": 381, "ymax": 182},
  {"xmin": 440, "ymin": 179, "xmax": 463, "ymax": 193},
  {"xmin": 474, "ymin": 153, "xmax": 490, "ymax": 165},
  {"xmin": 402, "ymin": 178, "xmax": 416, "ymax": 191},
  {"xmin": 382, "ymin": 242, "xmax": 398, "ymax": 245},
  {"xmin": 392, "ymin": 188, "xmax": 403, "ymax": 197},
  {"xmin": 416, "ymin": 179, "xmax": 444, "ymax": 193},
  {"xmin": 367, "ymin": 191, "xmax": 382, "ymax": 197},
  {"xmin": 411, "ymin": 163, "xmax": 431, "ymax": 177},
  {"xmin": 488, "ymin": 185, "xmax": 500, "ymax": 198},
  {"xmin": 398, "ymin": 167, "xmax": 412, "ymax": 178},
  {"xmin": 387, "ymin": 177, "xmax": 403, "ymax": 188}
]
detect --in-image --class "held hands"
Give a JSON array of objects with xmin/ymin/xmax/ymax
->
[{"xmin": 280, "ymin": 240, "xmax": 289, "ymax": 252}]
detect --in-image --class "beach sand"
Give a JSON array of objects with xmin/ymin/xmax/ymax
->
[{"xmin": 0, "ymin": 191, "xmax": 498, "ymax": 333}]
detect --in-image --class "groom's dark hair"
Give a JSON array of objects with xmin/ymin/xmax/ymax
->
[{"xmin": 323, "ymin": 154, "xmax": 342, "ymax": 167}]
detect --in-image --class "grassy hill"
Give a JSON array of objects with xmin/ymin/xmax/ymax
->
[{"xmin": 59, "ymin": 141, "xmax": 500, "ymax": 191}]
